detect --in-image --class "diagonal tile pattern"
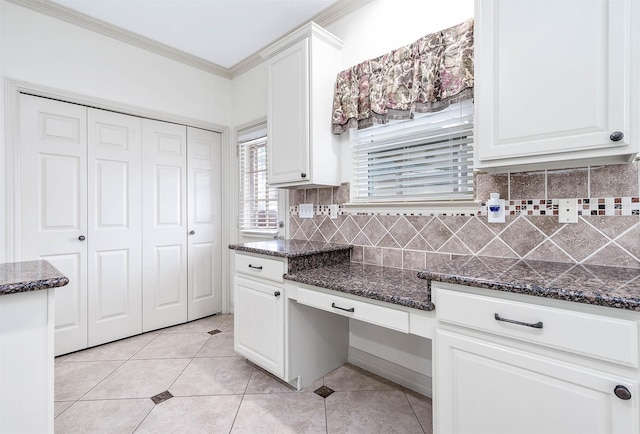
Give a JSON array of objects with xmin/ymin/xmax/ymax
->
[
  {"xmin": 55, "ymin": 314, "xmax": 433, "ymax": 433},
  {"xmin": 291, "ymin": 163, "xmax": 640, "ymax": 270},
  {"xmin": 291, "ymin": 201, "xmax": 640, "ymax": 270}
]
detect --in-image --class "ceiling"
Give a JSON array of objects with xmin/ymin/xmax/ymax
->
[{"xmin": 48, "ymin": 0, "xmax": 344, "ymax": 71}]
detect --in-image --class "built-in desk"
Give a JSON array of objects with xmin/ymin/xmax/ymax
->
[{"xmin": 231, "ymin": 240, "xmax": 640, "ymax": 433}]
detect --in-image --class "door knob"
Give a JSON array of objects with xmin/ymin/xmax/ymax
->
[
  {"xmin": 189, "ymin": 230, "xmax": 195, "ymax": 235},
  {"xmin": 614, "ymin": 385, "xmax": 632, "ymax": 400},
  {"xmin": 78, "ymin": 235, "xmax": 86, "ymax": 241},
  {"xmin": 300, "ymin": 172, "xmax": 307, "ymax": 178}
]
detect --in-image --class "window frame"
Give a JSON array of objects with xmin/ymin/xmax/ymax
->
[
  {"xmin": 346, "ymin": 100, "xmax": 478, "ymax": 213},
  {"xmin": 237, "ymin": 122, "xmax": 279, "ymax": 235}
]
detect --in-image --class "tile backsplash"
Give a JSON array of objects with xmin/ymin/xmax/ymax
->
[{"xmin": 289, "ymin": 162, "xmax": 640, "ymax": 270}]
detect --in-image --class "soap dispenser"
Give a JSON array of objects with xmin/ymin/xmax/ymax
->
[{"xmin": 487, "ymin": 193, "xmax": 505, "ymax": 223}]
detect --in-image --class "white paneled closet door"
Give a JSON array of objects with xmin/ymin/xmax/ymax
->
[
  {"xmin": 87, "ymin": 109, "xmax": 143, "ymax": 346},
  {"xmin": 142, "ymin": 119, "xmax": 188, "ymax": 331},
  {"xmin": 187, "ymin": 127, "xmax": 222, "ymax": 320},
  {"xmin": 19, "ymin": 94, "xmax": 89, "ymax": 355}
]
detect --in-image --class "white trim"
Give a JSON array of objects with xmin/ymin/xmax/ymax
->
[
  {"xmin": 4, "ymin": 77, "xmax": 233, "ymax": 313},
  {"xmin": 342, "ymin": 200, "xmax": 481, "ymax": 215},
  {"xmin": 7, "ymin": 0, "xmax": 373, "ymax": 80},
  {"xmin": 348, "ymin": 346, "xmax": 433, "ymax": 397},
  {"xmin": 240, "ymin": 229, "xmax": 279, "ymax": 237},
  {"xmin": 6, "ymin": 0, "xmax": 230, "ymax": 78},
  {"xmin": 260, "ymin": 22, "xmax": 344, "ymax": 60}
]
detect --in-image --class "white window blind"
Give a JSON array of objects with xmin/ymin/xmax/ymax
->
[
  {"xmin": 352, "ymin": 99, "xmax": 474, "ymax": 203},
  {"xmin": 238, "ymin": 123, "xmax": 278, "ymax": 232}
]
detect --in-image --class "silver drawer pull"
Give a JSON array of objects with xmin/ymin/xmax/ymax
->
[
  {"xmin": 248, "ymin": 264, "xmax": 263, "ymax": 270},
  {"xmin": 494, "ymin": 313, "xmax": 543, "ymax": 329},
  {"xmin": 332, "ymin": 302, "xmax": 354, "ymax": 313}
]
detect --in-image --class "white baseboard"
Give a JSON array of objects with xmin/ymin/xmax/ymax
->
[{"xmin": 348, "ymin": 346, "xmax": 432, "ymax": 397}]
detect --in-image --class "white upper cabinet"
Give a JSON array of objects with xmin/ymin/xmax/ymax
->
[
  {"xmin": 474, "ymin": 0, "xmax": 640, "ymax": 172},
  {"xmin": 262, "ymin": 23, "xmax": 343, "ymax": 187}
]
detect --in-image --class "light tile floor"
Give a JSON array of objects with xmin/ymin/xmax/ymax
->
[{"xmin": 55, "ymin": 314, "xmax": 433, "ymax": 434}]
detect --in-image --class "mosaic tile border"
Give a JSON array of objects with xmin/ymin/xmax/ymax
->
[
  {"xmin": 290, "ymin": 196, "xmax": 640, "ymax": 218},
  {"xmin": 480, "ymin": 197, "xmax": 640, "ymax": 217}
]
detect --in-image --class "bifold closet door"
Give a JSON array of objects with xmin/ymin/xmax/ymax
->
[
  {"xmin": 187, "ymin": 127, "xmax": 222, "ymax": 320},
  {"xmin": 142, "ymin": 119, "xmax": 188, "ymax": 331},
  {"xmin": 87, "ymin": 108, "xmax": 143, "ymax": 346},
  {"xmin": 19, "ymin": 94, "xmax": 89, "ymax": 355}
]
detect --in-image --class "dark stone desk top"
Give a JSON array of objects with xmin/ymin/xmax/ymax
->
[
  {"xmin": 0, "ymin": 260, "xmax": 69, "ymax": 296},
  {"xmin": 285, "ymin": 262, "xmax": 434, "ymax": 311}
]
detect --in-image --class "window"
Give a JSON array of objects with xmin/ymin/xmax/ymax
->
[
  {"xmin": 352, "ymin": 100, "xmax": 473, "ymax": 203},
  {"xmin": 237, "ymin": 123, "xmax": 278, "ymax": 232}
]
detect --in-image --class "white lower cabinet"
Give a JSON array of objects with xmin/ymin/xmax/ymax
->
[
  {"xmin": 437, "ymin": 330, "xmax": 638, "ymax": 434},
  {"xmin": 434, "ymin": 284, "xmax": 640, "ymax": 434},
  {"xmin": 233, "ymin": 252, "xmax": 287, "ymax": 378},
  {"xmin": 234, "ymin": 276, "xmax": 284, "ymax": 378}
]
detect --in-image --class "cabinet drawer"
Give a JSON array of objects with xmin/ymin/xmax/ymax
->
[
  {"xmin": 235, "ymin": 253, "xmax": 285, "ymax": 283},
  {"xmin": 296, "ymin": 287, "xmax": 409, "ymax": 333},
  {"xmin": 436, "ymin": 288, "xmax": 638, "ymax": 367}
]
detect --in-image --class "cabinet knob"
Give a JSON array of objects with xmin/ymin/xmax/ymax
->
[
  {"xmin": 274, "ymin": 291, "xmax": 281, "ymax": 297},
  {"xmin": 78, "ymin": 235, "xmax": 86, "ymax": 241},
  {"xmin": 610, "ymin": 131, "xmax": 624, "ymax": 142},
  {"xmin": 189, "ymin": 230, "xmax": 195, "ymax": 235},
  {"xmin": 614, "ymin": 385, "xmax": 632, "ymax": 400},
  {"xmin": 300, "ymin": 172, "xmax": 307, "ymax": 178}
]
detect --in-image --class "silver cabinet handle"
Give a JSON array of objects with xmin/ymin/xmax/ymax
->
[
  {"xmin": 332, "ymin": 302, "xmax": 354, "ymax": 313},
  {"xmin": 494, "ymin": 313, "xmax": 543, "ymax": 329}
]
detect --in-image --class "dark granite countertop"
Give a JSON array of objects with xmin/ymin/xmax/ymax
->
[
  {"xmin": 285, "ymin": 262, "xmax": 434, "ymax": 311},
  {"xmin": 0, "ymin": 260, "xmax": 69, "ymax": 296},
  {"xmin": 229, "ymin": 239, "xmax": 352, "ymax": 258},
  {"xmin": 230, "ymin": 240, "xmax": 640, "ymax": 313},
  {"xmin": 418, "ymin": 256, "xmax": 640, "ymax": 312}
]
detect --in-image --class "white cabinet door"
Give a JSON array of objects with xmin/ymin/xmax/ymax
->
[
  {"xmin": 19, "ymin": 94, "xmax": 89, "ymax": 355},
  {"xmin": 142, "ymin": 119, "xmax": 188, "ymax": 331},
  {"xmin": 267, "ymin": 37, "xmax": 310, "ymax": 185},
  {"xmin": 475, "ymin": 0, "xmax": 639, "ymax": 170},
  {"xmin": 436, "ymin": 330, "xmax": 639, "ymax": 434},
  {"xmin": 186, "ymin": 126, "xmax": 222, "ymax": 320},
  {"xmin": 87, "ymin": 109, "xmax": 143, "ymax": 346},
  {"xmin": 234, "ymin": 276, "xmax": 284, "ymax": 378},
  {"xmin": 263, "ymin": 24, "xmax": 342, "ymax": 188}
]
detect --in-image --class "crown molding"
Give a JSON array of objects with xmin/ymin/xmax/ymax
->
[
  {"xmin": 7, "ymin": 0, "xmax": 232, "ymax": 78},
  {"xmin": 8, "ymin": 0, "xmax": 373, "ymax": 81},
  {"xmin": 226, "ymin": 0, "xmax": 374, "ymax": 79}
]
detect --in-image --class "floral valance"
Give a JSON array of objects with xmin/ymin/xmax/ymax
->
[{"xmin": 332, "ymin": 18, "xmax": 474, "ymax": 134}]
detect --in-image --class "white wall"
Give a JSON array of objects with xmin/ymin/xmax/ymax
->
[
  {"xmin": 0, "ymin": 0, "xmax": 232, "ymax": 262},
  {"xmin": 1, "ymin": 1, "xmax": 231, "ymax": 124},
  {"xmin": 231, "ymin": 63, "xmax": 268, "ymax": 130}
]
